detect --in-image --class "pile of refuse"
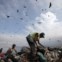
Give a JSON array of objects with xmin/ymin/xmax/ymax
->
[
  {"xmin": 19, "ymin": 47, "xmax": 62, "ymax": 62},
  {"xmin": 0, "ymin": 44, "xmax": 62, "ymax": 62}
]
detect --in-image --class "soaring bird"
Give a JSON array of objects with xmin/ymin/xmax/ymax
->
[
  {"xmin": 24, "ymin": 6, "xmax": 26, "ymax": 8},
  {"xmin": 36, "ymin": 0, "xmax": 37, "ymax": 1},
  {"xmin": 49, "ymin": 2, "xmax": 52, "ymax": 8},
  {"xmin": 20, "ymin": 18, "xmax": 23, "ymax": 20},
  {"xmin": 7, "ymin": 15, "xmax": 10, "ymax": 18},
  {"xmin": 17, "ymin": 10, "xmax": 19, "ymax": 12},
  {"xmin": 37, "ymin": 22, "xmax": 42, "ymax": 24}
]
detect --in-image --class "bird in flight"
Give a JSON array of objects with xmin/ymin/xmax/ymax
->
[
  {"xmin": 17, "ymin": 10, "xmax": 19, "ymax": 13},
  {"xmin": 49, "ymin": 2, "xmax": 52, "ymax": 8},
  {"xmin": 7, "ymin": 15, "xmax": 10, "ymax": 18}
]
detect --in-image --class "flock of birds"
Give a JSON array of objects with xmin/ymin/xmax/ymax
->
[
  {"xmin": 1, "ymin": 0, "xmax": 52, "ymax": 35},
  {"xmin": 6, "ymin": 1, "xmax": 52, "ymax": 29},
  {"xmin": 6, "ymin": 1, "xmax": 52, "ymax": 20},
  {"xmin": 1, "ymin": 0, "xmax": 62, "ymax": 46}
]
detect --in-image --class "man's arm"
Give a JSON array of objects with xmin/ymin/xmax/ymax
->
[
  {"xmin": 38, "ymin": 40, "xmax": 45, "ymax": 48},
  {"xmin": 34, "ymin": 36, "xmax": 45, "ymax": 48}
]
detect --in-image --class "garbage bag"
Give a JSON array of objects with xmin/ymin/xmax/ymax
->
[{"xmin": 37, "ymin": 52, "xmax": 47, "ymax": 62}]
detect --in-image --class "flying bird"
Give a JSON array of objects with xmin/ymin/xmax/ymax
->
[
  {"xmin": 7, "ymin": 16, "xmax": 10, "ymax": 18},
  {"xmin": 42, "ymin": 9, "xmax": 46, "ymax": 11},
  {"xmin": 42, "ymin": 9, "xmax": 44, "ymax": 11},
  {"xmin": 20, "ymin": 18, "xmax": 23, "ymax": 20},
  {"xmin": 37, "ymin": 22, "xmax": 42, "ymax": 24},
  {"xmin": 36, "ymin": 0, "xmax": 37, "ymax": 1},
  {"xmin": 49, "ymin": 2, "xmax": 52, "ymax": 8},
  {"xmin": 17, "ymin": 10, "xmax": 19, "ymax": 12},
  {"xmin": 24, "ymin": 6, "xmax": 26, "ymax": 8}
]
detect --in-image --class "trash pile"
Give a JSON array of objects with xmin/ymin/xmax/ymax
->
[
  {"xmin": 0, "ymin": 44, "xmax": 62, "ymax": 62},
  {"xmin": 19, "ymin": 47, "xmax": 62, "ymax": 62}
]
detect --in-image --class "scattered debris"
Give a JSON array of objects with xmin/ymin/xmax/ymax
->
[{"xmin": 21, "ymin": 47, "xmax": 30, "ymax": 53}]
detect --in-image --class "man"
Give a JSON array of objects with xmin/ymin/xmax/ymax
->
[{"xmin": 26, "ymin": 32, "xmax": 45, "ymax": 55}]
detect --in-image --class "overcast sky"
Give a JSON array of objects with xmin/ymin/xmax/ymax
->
[{"xmin": 0, "ymin": 0, "xmax": 62, "ymax": 50}]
